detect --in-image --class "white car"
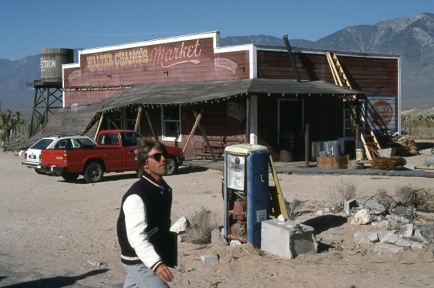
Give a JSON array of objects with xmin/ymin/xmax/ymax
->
[{"xmin": 22, "ymin": 135, "xmax": 96, "ymax": 174}]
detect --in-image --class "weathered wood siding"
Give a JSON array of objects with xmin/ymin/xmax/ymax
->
[
  {"xmin": 63, "ymin": 37, "xmax": 250, "ymax": 106},
  {"xmin": 257, "ymin": 51, "xmax": 398, "ymax": 95}
]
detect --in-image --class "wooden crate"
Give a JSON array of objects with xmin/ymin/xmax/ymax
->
[{"xmin": 317, "ymin": 155, "xmax": 348, "ymax": 169}]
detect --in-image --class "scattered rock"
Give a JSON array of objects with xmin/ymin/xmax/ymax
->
[
  {"xmin": 373, "ymin": 243, "xmax": 407, "ymax": 254},
  {"xmin": 401, "ymin": 223, "xmax": 414, "ymax": 238},
  {"xmin": 387, "ymin": 214, "xmax": 412, "ymax": 225},
  {"xmin": 371, "ymin": 220, "xmax": 389, "ymax": 229},
  {"xmin": 170, "ymin": 216, "xmax": 190, "ymax": 234},
  {"xmin": 380, "ymin": 231, "xmax": 401, "ymax": 244},
  {"xmin": 211, "ymin": 228, "xmax": 227, "ymax": 245},
  {"xmin": 351, "ymin": 208, "xmax": 372, "ymax": 225},
  {"xmin": 414, "ymin": 228, "xmax": 429, "ymax": 244},
  {"xmin": 200, "ymin": 254, "xmax": 219, "ymax": 265},
  {"xmin": 357, "ymin": 199, "xmax": 386, "ymax": 215},
  {"xmin": 368, "ymin": 233, "xmax": 379, "ymax": 243},
  {"xmin": 391, "ymin": 206, "xmax": 413, "ymax": 217},
  {"xmin": 322, "ymin": 235, "xmax": 343, "ymax": 245},
  {"xmin": 230, "ymin": 240, "xmax": 242, "ymax": 246},
  {"xmin": 354, "ymin": 231, "xmax": 376, "ymax": 244}
]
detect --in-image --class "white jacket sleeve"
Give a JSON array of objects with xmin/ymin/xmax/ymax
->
[{"xmin": 123, "ymin": 194, "xmax": 161, "ymax": 269}]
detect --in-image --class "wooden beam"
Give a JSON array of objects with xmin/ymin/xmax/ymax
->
[
  {"xmin": 183, "ymin": 109, "xmax": 204, "ymax": 154},
  {"xmin": 144, "ymin": 110, "xmax": 157, "ymax": 139},
  {"xmin": 193, "ymin": 110, "xmax": 216, "ymax": 162},
  {"xmin": 134, "ymin": 106, "xmax": 142, "ymax": 132},
  {"xmin": 94, "ymin": 113, "xmax": 104, "ymax": 141}
]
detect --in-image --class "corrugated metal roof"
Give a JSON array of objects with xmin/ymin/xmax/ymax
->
[{"xmin": 99, "ymin": 79, "xmax": 364, "ymax": 112}]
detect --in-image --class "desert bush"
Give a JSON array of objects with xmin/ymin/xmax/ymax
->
[
  {"xmin": 183, "ymin": 207, "xmax": 220, "ymax": 244},
  {"xmin": 374, "ymin": 189, "xmax": 397, "ymax": 213},
  {"xmin": 394, "ymin": 185, "xmax": 433, "ymax": 209},
  {"xmin": 284, "ymin": 198, "xmax": 302, "ymax": 220},
  {"xmin": 327, "ymin": 181, "xmax": 357, "ymax": 212}
]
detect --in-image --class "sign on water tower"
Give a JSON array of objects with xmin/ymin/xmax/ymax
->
[{"xmin": 40, "ymin": 48, "xmax": 74, "ymax": 83}]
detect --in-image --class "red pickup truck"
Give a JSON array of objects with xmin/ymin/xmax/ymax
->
[{"xmin": 40, "ymin": 130, "xmax": 184, "ymax": 183}]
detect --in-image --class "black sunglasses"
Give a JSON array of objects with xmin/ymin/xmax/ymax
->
[{"xmin": 147, "ymin": 152, "xmax": 169, "ymax": 162}]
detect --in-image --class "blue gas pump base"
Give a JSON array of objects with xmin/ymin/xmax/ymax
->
[{"xmin": 261, "ymin": 219, "xmax": 317, "ymax": 259}]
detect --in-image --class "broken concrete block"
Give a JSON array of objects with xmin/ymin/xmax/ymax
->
[
  {"xmin": 344, "ymin": 199, "xmax": 357, "ymax": 214},
  {"xmin": 200, "ymin": 254, "xmax": 219, "ymax": 265},
  {"xmin": 261, "ymin": 219, "xmax": 317, "ymax": 259},
  {"xmin": 351, "ymin": 208, "xmax": 372, "ymax": 225}
]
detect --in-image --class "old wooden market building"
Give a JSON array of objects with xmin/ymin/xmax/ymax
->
[{"xmin": 40, "ymin": 31, "xmax": 400, "ymax": 161}]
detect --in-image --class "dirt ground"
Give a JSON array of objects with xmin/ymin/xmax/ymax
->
[{"xmin": 1, "ymin": 145, "xmax": 433, "ymax": 288}]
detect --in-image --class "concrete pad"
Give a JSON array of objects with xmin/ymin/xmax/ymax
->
[{"xmin": 261, "ymin": 219, "xmax": 317, "ymax": 259}]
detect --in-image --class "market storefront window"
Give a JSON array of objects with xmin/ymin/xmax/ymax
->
[{"xmin": 162, "ymin": 106, "xmax": 180, "ymax": 140}]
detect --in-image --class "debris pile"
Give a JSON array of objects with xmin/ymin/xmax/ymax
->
[{"xmin": 392, "ymin": 135, "xmax": 419, "ymax": 156}]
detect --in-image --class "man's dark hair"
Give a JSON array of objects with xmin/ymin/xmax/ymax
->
[{"xmin": 136, "ymin": 137, "xmax": 167, "ymax": 178}]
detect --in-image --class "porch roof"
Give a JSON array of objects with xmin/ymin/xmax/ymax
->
[
  {"xmin": 98, "ymin": 78, "xmax": 364, "ymax": 112},
  {"xmin": 20, "ymin": 103, "xmax": 101, "ymax": 148}
]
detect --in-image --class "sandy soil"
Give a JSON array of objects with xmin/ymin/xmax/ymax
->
[{"xmin": 0, "ymin": 146, "xmax": 433, "ymax": 288}]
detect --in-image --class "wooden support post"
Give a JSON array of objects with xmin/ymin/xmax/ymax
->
[
  {"xmin": 94, "ymin": 113, "xmax": 104, "ymax": 141},
  {"xmin": 183, "ymin": 109, "xmax": 204, "ymax": 154},
  {"xmin": 193, "ymin": 110, "xmax": 216, "ymax": 162},
  {"xmin": 144, "ymin": 110, "xmax": 157, "ymax": 139},
  {"xmin": 134, "ymin": 106, "xmax": 142, "ymax": 132}
]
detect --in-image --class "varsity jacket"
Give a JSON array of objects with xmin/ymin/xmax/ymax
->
[{"xmin": 117, "ymin": 172, "xmax": 173, "ymax": 270}]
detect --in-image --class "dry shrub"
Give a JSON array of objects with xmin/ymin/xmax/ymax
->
[
  {"xmin": 327, "ymin": 181, "xmax": 357, "ymax": 212},
  {"xmin": 374, "ymin": 189, "xmax": 397, "ymax": 213},
  {"xmin": 395, "ymin": 185, "xmax": 434, "ymax": 209},
  {"xmin": 284, "ymin": 198, "xmax": 303, "ymax": 220},
  {"xmin": 184, "ymin": 207, "xmax": 220, "ymax": 244}
]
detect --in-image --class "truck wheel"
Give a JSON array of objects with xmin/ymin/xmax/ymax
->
[
  {"xmin": 61, "ymin": 172, "xmax": 80, "ymax": 182},
  {"xmin": 84, "ymin": 162, "xmax": 104, "ymax": 183},
  {"xmin": 166, "ymin": 158, "xmax": 178, "ymax": 175}
]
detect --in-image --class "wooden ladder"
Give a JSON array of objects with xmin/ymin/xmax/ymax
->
[
  {"xmin": 327, "ymin": 52, "xmax": 381, "ymax": 159},
  {"xmin": 360, "ymin": 131, "xmax": 381, "ymax": 160},
  {"xmin": 326, "ymin": 52, "xmax": 353, "ymax": 89}
]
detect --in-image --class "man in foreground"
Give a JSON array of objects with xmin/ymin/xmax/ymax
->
[{"xmin": 117, "ymin": 138, "xmax": 176, "ymax": 287}]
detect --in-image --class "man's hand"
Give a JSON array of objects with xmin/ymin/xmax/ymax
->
[{"xmin": 155, "ymin": 263, "xmax": 174, "ymax": 283}]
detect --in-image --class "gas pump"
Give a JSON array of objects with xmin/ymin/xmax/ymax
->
[{"xmin": 223, "ymin": 144, "xmax": 269, "ymax": 248}]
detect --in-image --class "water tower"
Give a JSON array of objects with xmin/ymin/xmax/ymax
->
[{"xmin": 29, "ymin": 48, "xmax": 74, "ymax": 137}]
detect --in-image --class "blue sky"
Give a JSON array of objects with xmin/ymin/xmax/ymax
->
[{"xmin": 1, "ymin": 0, "xmax": 432, "ymax": 60}]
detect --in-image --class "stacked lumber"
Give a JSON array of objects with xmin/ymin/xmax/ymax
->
[{"xmin": 371, "ymin": 157, "xmax": 407, "ymax": 170}]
